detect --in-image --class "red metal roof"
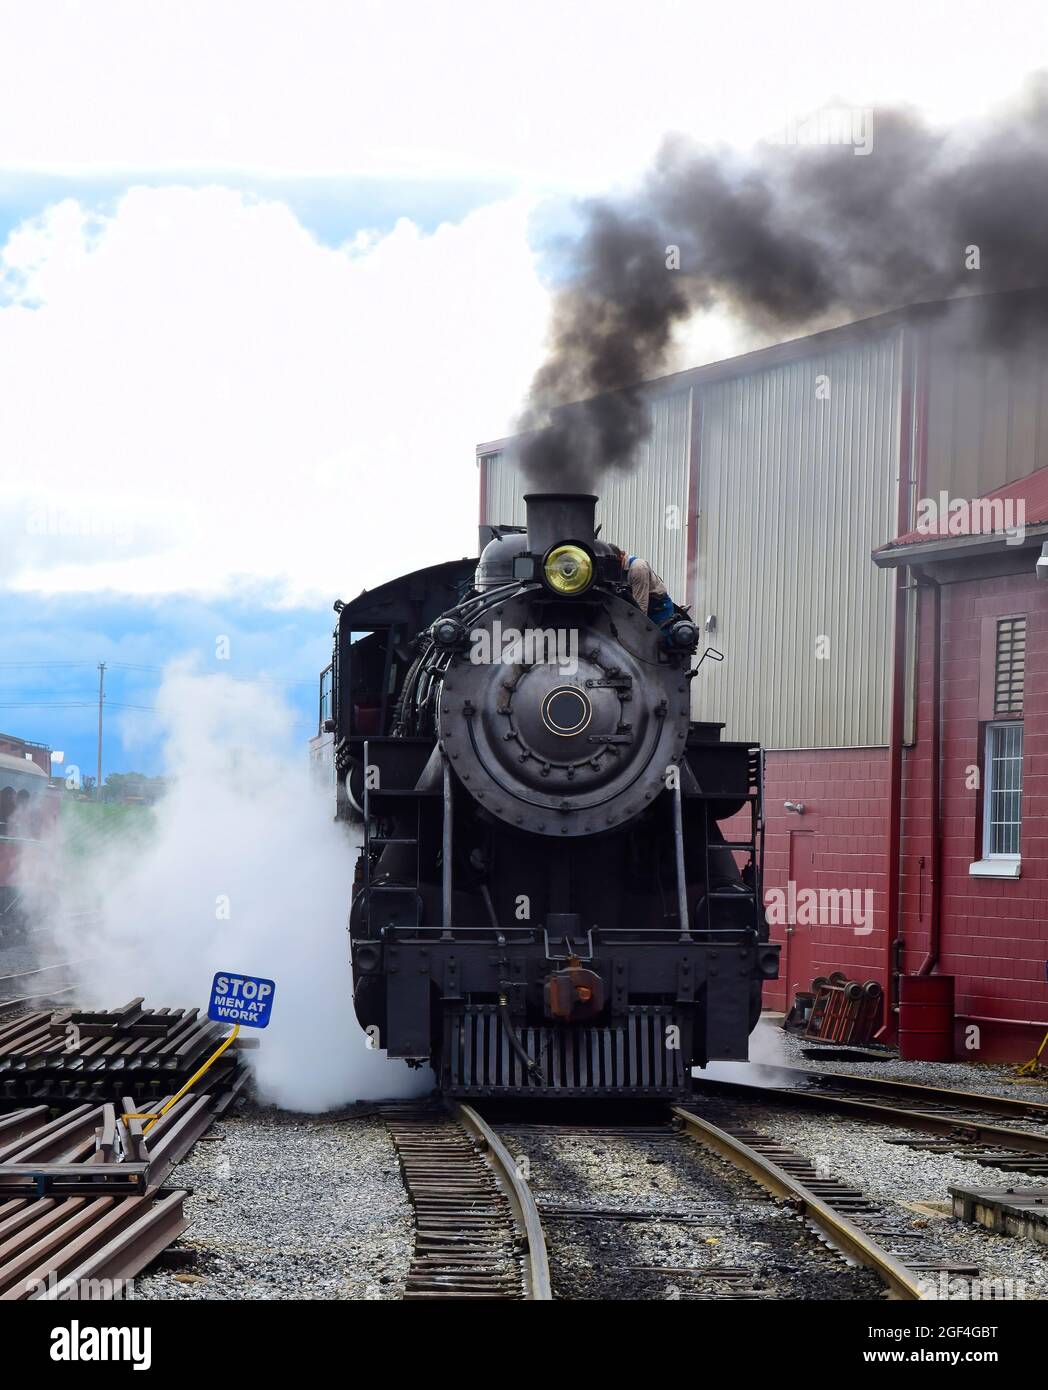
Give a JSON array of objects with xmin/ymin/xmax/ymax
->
[{"xmin": 877, "ymin": 462, "xmax": 1048, "ymax": 554}]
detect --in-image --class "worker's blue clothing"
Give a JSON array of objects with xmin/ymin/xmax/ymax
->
[{"xmin": 648, "ymin": 592, "xmax": 676, "ymax": 625}]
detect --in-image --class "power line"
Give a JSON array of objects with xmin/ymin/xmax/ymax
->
[
  {"xmin": 108, "ymin": 664, "xmax": 315, "ymax": 686},
  {"xmin": 0, "ymin": 701, "xmax": 96, "ymax": 709},
  {"xmin": 0, "ymin": 660, "xmax": 315, "ymax": 687}
]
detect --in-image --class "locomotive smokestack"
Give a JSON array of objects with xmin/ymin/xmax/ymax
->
[{"xmin": 524, "ymin": 493, "xmax": 597, "ymax": 555}]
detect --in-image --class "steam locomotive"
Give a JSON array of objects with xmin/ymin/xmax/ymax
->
[{"xmin": 316, "ymin": 493, "xmax": 778, "ymax": 1098}]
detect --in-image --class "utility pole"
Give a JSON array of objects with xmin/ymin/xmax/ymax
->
[{"xmin": 96, "ymin": 662, "xmax": 106, "ymax": 801}]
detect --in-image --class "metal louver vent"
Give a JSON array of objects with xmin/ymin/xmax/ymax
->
[{"xmin": 994, "ymin": 617, "xmax": 1026, "ymax": 716}]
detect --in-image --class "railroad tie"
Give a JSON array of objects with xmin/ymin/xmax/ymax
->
[{"xmin": 381, "ymin": 1106, "xmax": 528, "ymax": 1299}]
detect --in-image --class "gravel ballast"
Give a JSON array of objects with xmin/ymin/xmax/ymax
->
[
  {"xmin": 135, "ymin": 1102, "xmax": 413, "ymax": 1301},
  {"xmin": 770, "ymin": 1020, "xmax": 1048, "ymax": 1105},
  {"xmin": 497, "ymin": 1116, "xmax": 885, "ymax": 1301},
  {"xmin": 694, "ymin": 1017, "xmax": 1048, "ymax": 1300},
  {"xmin": 691, "ymin": 1094, "xmax": 1048, "ymax": 1300}
]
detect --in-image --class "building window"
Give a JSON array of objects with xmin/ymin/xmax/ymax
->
[
  {"xmin": 983, "ymin": 721, "xmax": 1023, "ymax": 859},
  {"xmin": 993, "ymin": 616, "xmax": 1026, "ymax": 716}
]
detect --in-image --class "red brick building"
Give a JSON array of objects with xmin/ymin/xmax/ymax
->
[
  {"xmin": 0, "ymin": 733, "xmax": 52, "ymax": 777},
  {"xmin": 754, "ymin": 468, "xmax": 1047, "ymax": 1059},
  {"xmin": 872, "ymin": 466, "xmax": 1048, "ymax": 1059}
]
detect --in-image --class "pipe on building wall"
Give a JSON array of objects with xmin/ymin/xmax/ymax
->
[
  {"xmin": 881, "ymin": 325, "xmax": 929, "ymax": 1034},
  {"xmin": 915, "ymin": 568, "xmax": 943, "ymax": 977}
]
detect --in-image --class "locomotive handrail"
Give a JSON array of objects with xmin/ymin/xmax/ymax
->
[{"xmin": 384, "ymin": 924, "xmax": 759, "ymax": 943}]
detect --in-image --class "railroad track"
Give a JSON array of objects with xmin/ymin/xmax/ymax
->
[
  {"xmin": 672, "ymin": 1106, "xmax": 926, "ymax": 1299},
  {"xmin": 380, "ymin": 1101, "xmax": 551, "ymax": 1300},
  {"xmin": 694, "ymin": 1066, "xmax": 1048, "ymax": 1176},
  {"xmin": 470, "ymin": 1083, "xmax": 1043, "ymax": 1301},
  {"xmin": 481, "ymin": 1107, "xmax": 898, "ymax": 1301},
  {"xmin": 725, "ymin": 1061, "xmax": 1048, "ymax": 1121},
  {"xmin": 0, "ymin": 957, "xmax": 95, "ymax": 1013}
]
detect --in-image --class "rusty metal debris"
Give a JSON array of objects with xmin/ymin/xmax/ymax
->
[
  {"xmin": 0, "ymin": 997, "xmax": 250, "ymax": 1300},
  {"xmin": 0, "ymin": 1099, "xmax": 195, "ymax": 1300}
]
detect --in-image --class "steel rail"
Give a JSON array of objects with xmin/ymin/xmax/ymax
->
[
  {"xmin": 0, "ymin": 957, "xmax": 97, "ymax": 986},
  {"xmin": 672, "ymin": 1106, "xmax": 924, "ymax": 1301},
  {"xmin": 782, "ymin": 1065, "xmax": 1048, "ymax": 1122},
  {"xmin": 0, "ymin": 957, "xmax": 99, "ymax": 1014},
  {"xmin": 448, "ymin": 1101, "xmax": 552, "ymax": 1301},
  {"xmin": 694, "ymin": 1076, "xmax": 1048, "ymax": 1158}
]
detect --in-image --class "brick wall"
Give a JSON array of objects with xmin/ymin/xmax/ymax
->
[
  {"xmin": 931, "ymin": 571, "xmax": 1048, "ymax": 1059},
  {"xmin": 751, "ymin": 747, "xmax": 891, "ymax": 1012},
  {"xmin": 746, "ymin": 570, "xmax": 1048, "ymax": 1060}
]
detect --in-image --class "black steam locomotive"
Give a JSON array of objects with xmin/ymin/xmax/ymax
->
[{"xmin": 316, "ymin": 493, "xmax": 778, "ymax": 1098}]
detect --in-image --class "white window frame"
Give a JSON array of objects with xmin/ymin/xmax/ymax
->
[{"xmin": 981, "ymin": 719, "xmax": 1023, "ymax": 864}]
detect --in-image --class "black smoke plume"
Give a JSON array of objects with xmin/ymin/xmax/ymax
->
[{"xmin": 517, "ymin": 76, "xmax": 1048, "ymax": 489}]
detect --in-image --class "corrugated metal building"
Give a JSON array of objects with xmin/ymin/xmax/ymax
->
[{"xmin": 478, "ymin": 296, "xmax": 1048, "ymax": 1059}]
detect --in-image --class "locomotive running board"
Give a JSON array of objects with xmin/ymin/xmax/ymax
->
[{"xmin": 442, "ymin": 1005, "xmax": 691, "ymax": 1099}]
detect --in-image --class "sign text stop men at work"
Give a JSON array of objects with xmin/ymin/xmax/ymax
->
[{"xmin": 208, "ymin": 972, "xmax": 276, "ymax": 1028}]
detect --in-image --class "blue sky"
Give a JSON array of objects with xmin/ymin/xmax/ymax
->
[
  {"xmin": 0, "ymin": 170, "xmax": 516, "ymax": 253},
  {"xmin": 0, "ymin": 589, "xmax": 333, "ymax": 778}
]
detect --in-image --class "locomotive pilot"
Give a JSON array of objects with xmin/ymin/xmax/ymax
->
[{"xmin": 608, "ymin": 545, "xmax": 676, "ymax": 626}]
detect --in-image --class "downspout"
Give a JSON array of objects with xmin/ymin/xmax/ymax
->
[
  {"xmin": 881, "ymin": 325, "xmax": 927, "ymax": 1034},
  {"xmin": 916, "ymin": 568, "xmax": 942, "ymax": 977},
  {"xmin": 881, "ymin": 336, "xmax": 913, "ymax": 1034},
  {"xmin": 883, "ymin": 561, "xmax": 908, "ymax": 1033}
]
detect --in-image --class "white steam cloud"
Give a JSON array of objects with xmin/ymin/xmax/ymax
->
[{"xmin": 49, "ymin": 665, "xmax": 432, "ymax": 1111}]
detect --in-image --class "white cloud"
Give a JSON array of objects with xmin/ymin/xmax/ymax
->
[
  {"xmin": 0, "ymin": 1, "xmax": 1044, "ymax": 187},
  {"xmin": 0, "ymin": 185, "xmax": 549, "ymax": 600}
]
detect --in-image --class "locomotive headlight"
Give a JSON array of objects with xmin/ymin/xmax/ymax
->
[{"xmin": 543, "ymin": 544, "xmax": 593, "ymax": 595}]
